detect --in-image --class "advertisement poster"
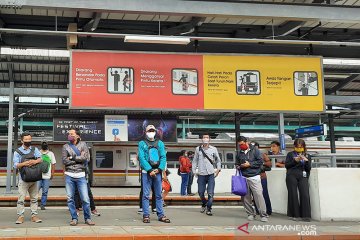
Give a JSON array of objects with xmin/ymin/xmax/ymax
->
[
  {"xmin": 104, "ymin": 115, "xmax": 128, "ymax": 142},
  {"xmin": 53, "ymin": 118, "xmax": 105, "ymax": 141},
  {"xmin": 71, "ymin": 51, "xmax": 324, "ymax": 112},
  {"xmin": 128, "ymin": 118, "xmax": 177, "ymax": 142}
]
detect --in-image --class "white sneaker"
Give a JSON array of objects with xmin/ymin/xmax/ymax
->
[
  {"xmin": 247, "ymin": 215, "xmax": 255, "ymax": 221},
  {"xmin": 260, "ymin": 217, "xmax": 268, "ymax": 222},
  {"xmin": 137, "ymin": 208, "xmax": 143, "ymax": 214}
]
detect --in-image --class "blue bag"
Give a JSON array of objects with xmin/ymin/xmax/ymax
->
[
  {"xmin": 231, "ymin": 169, "xmax": 248, "ymax": 196},
  {"xmin": 145, "ymin": 140, "xmax": 160, "ymax": 168}
]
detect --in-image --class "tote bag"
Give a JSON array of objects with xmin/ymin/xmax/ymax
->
[{"xmin": 231, "ymin": 169, "xmax": 248, "ymax": 196}]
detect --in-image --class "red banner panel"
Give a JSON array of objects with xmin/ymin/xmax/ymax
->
[{"xmin": 70, "ymin": 51, "xmax": 204, "ymax": 110}]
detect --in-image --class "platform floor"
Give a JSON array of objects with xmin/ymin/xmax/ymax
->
[{"xmin": 0, "ymin": 206, "xmax": 359, "ymax": 239}]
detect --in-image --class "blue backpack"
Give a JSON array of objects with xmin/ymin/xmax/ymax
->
[{"xmin": 145, "ymin": 139, "xmax": 160, "ymax": 168}]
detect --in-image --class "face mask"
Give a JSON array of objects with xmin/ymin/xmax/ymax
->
[
  {"xmin": 41, "ymin": 143, "xmax": 48, "ymax": 150},
  {"xmin": 239, "ymin": 144, "xmax": 248, "ymax": 151},
  {"xmin": 202, "ymin": 138, "xmax": 209, "ymax": 144},
  {"xmin": 68, "ymin": 135, "xmax": 76, "ymax": 142},
  {"xmin": 23, "ymin": 141, "xmax": 31, "ymax": 147},
  {"xmin": 294, "ymin": 147, "xmax": 304, "ymax": 153},
  {"xmin": 146, "ymin": 132, "xmax": 156, "ymax": 139}
]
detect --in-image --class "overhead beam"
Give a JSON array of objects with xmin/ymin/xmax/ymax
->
[
  {"xmin": 0, "ymin": 87, "xmax": 69, "ymax": 97},
  {"xmin": 82, "ymin": 12, "xmax": 102, "ymax": 32},
  {"xmin": 162, "ymin": 17, "xmax": 206, "ymax": 35},
  {"xmin": 278, "ymin": 21, "xmax": 306, "ymax": 36},
  {"xmin": 326, "ymin": 74, "xmax": 360, "ymax": 94},
  {"xmin": 5, "ymin": 0, "xmax": 360, "ymax": 23},
  {"xmin": 0, "ymin": 70, "xmax": 68, "ymax": 75}
]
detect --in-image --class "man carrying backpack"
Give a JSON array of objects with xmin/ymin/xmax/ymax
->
[
  {"xmin": 138, "ymin": 125, "xmax": 170, "ymax": 223},
  {"xmin": 13, "ymin": 132, "xmax": 43, "ymax": 224}
]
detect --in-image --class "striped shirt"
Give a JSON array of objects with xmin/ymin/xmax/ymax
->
[{"xmin": 192, "ymin": 145, "xmax": 221, "ymax": 176}]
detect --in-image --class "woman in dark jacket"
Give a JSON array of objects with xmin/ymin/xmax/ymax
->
[{"xmin": 285, "ymin": 138, "xmax": 311, "ymax": 222}]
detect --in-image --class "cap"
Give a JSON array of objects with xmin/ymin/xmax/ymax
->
[{"xmin": 145, "ymin": 125, "xmax": 156, "ymax": 132}]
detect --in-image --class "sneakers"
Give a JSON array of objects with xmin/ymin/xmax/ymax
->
[
  {"xmin": 200, "ymin": 206, "xmax": 206, "ymax": 213},
  {"xmin": 260, "ymin": 216, "xmax": 268, "ymax": 222},
  {"xmin": 15, "ymin": 216, "xmax": 24, "ymax": 224},
  {"xmin": 91, "ymin": 209, "xmax": 101, "ymax": 216},
  {"xmin": 152, "ymin": 209, "xmax": 157, "ymax": 214},
  {"xmin": 187, "ymin": 193, "xmax": 195, "ymax": 196},
  {"xmin": 205, "ymin": 210, "xmax": 213, "ymax": 216},
  {"xmin": 31, "ymin": 215, "xmax": 42, "ymax": 223},
  {"xmin": 137, "ymin": 208, "xmax": 143, "ymax": 214},
  {"xmin": 85, "ymin": 219, "xmax": 95, "ymax": 226},
  {"xmin": 247, "ymin": 215, "xmax": 255, "ymax": 221},
  {"xmin": 76, "ymin": 209, "xmax": 80, "ymax": 217},
  {"xmin": 40, "ymin": 205, "xmax": 46, "ymax": 210},
  {"xmin": 302, "ymin": 218, "xmax": 311, "ymax": 222},
  {"xmin": 70, "ymin": 219, "xmax": 78, "ymax": 226}
]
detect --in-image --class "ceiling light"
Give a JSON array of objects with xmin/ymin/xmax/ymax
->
[{"xmin": 124, "ymin": 35, "xmax": 190, "ymax": 45}]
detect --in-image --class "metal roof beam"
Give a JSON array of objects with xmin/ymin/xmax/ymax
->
[
  {"xmin": 0, "ymin": 87, "xmax": 69, "ymax": 97},
  {"xmin": 82, "ymin": 12, "xmax": 102, "ymax": 32},
  {"xmin": 278, "ymin": 21, "xmax": 306, "ymax": 37},
  {"xmin": 0, "ymin": 70, "xmax": 67, "ymax": 75},
  {"xmin": 6, "ymin": 0, "xmax": 360, "ymax": 23},
  {"xmin": 162, "ymin": 17, "xmax": 206, "ymax": 35},
  {"xmin": 326, "ymin": 74, "xmax": 360, "ymax": 94}
]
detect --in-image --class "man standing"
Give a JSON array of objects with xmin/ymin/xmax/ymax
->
[
  {"xmin": 192, "ymin": 133, "xmax": 221, "ymax": 216},
  {"xmin": 138, "ymin": 125, "xmax": 170, "ymax": 223},
  {"xmin": 13, "ymin": 132, "xmax": 43, "ymax": 224},
  {"xmin": 110, "ymin": 70, "xmax": 120, "ymax": 92},
  {"xmin": 186, "ymin": 151, "xmax": 195, "ymax": 196},
  {"xmin": 38, "ymin": 140, "xmax": 56, "ymax": 210},
  {"xmin": 236, "ymin": 136, "xmax": 268, "ymax": 222},
  {"xmin": 62, "ymin": 128, "xmax": 94, "ymax": 226}
]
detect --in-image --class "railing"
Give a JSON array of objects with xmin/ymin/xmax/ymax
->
[{"xmin": 267, "ymin": 154, "xmax": 360, "ymax": 168}]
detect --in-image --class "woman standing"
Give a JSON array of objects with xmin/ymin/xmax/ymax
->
[
  {"xmin": 285, "ymin": 139, "xmax": 312, "ymax": 222},
  {"xmin": 179, "ymin": 150, "xmax": 192, "ymax": 196}
]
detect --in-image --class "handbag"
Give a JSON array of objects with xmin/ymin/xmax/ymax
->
[
  {"xmin": 231, "ymin": 169, "xmax": 248, "ymax": 196},
  {"xmin": 162, "ymin": 179, "xmax": 172, "ymax": 192}
]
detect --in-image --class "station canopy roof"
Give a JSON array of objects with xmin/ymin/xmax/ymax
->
[{"xmin": 0, "ymin": 0, "xmax": 360, "ymax": 136}]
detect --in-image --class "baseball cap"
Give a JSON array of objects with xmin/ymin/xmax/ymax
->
[{"xmin": 145, "ymin": 125, "xmax": 156, "ymax": 132}]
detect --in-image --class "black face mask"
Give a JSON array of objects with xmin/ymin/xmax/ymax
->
[
  {"xmin": 41, "ymin": 143, "xmax": 48, "ymax": 150},
  {"xmin": 23, "ymin": 142, "xmax": 31, "ymax": 147}
]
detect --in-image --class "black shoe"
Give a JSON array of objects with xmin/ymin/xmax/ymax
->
[
  {"xmin": 187, "ymin": 193, "xmax": 195, "ymax": 196},
  {"xmin": 152, "ymin": 209, "xmax": 157, "ymax": 214},
  {"xmin": 40, "ymin": 205, "xmax": 46, "ymax": 210},
  {"xmin": 206, "ymin": 210, "xmax": 213, "ymax": 216},
  {"xmin": 302, "ymin": 218, "xmax": 311, "ymax": 222},
  {"xmin": 200, "ymin": 206, "xmax": 206, "ymax": 213}
]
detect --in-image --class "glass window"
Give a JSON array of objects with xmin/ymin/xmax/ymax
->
[
  {"xmin": 226, "ymin": 153, "xmax": 234, "ymax": 162},
  {"xmin": 0, "ymin": 150, "xmax": 7, "ymax": 167},
  {"xmin": 129, "ymin": 152, "xmax": 138, "ymax": 168},
  {"xmin": 95, "ymin": 151, "xmax": 113, "ymax": 168}
]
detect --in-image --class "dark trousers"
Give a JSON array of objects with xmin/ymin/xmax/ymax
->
[
  {"xmin": 197, "ymin": 174, "xmax": 215, "ymax": 210},
  {"xmin": 75, "ymin": 182, "xmax": 96, "ymax": 211},
  {"xmin": 187, "ymin": 171, "xmax": 194, "ymax": 194},
  {"xmin": 254, "ymin": 178, "xmax": 272, "ymax": 215},
  {"xmin": 286, "ymin": 171, "xmax": 311, "ymax": 218},
  {"xmin": 139, "ymin": 175, "xmax": 156, "ymax": 210}
]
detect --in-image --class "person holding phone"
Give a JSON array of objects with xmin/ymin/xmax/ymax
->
[{"xmin": 285, "ymin": 138, "xmax": 312, "ymax": 222}]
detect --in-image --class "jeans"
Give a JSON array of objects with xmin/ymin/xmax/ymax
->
[
  {"xmin": 65, "ymin": 175, "xmax": 91, "ymax": 221},
  {"xmin": 75, "ymin": 181, "xmax": 96, "ymax": 211},
  {"xmin": 180, "ymin": 173, "xmax": 189, "ymax": 196},
  {"xmin": 197, "ymin": 174, "xmax": 215, "ymax": 210},
  {"xmin": 142, "ymin": 172, "xmax": 164, "ymax": 219},
  {"xmin": 38, "ymin": 179, "xmax": 50, "ymax": 207}
]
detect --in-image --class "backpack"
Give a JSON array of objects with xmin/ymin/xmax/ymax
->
[
  {"xmin": 16, "ymin": 147, "xmax": 46, "ymax": 182},
  {"xmin": 144, "ymin": 139, "xmax": 160, "ymax": 168},
  {"xmin": 41, "ymin": 154, "xmax": 51, "ymax": 173}
]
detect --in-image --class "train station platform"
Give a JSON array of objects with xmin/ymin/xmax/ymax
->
[
  {"xmin": 0, "ymin": 187, "xmax": 241, "ymax": 207},
  {"xmin": 0, "ymin": 206, "xmax": 359, "ymax": 239},
  {"xmin": 0, "ymin": 188, "xmax": 359, "ymax": 239}
]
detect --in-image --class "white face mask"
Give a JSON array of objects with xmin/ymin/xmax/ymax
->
[
  {"xmin": 202, "ymin": 137, "xmax": 210, "ymax": 144},
  {"xmin": 146, "ymin": 132, "xmax": 156, "ymax": 139}
]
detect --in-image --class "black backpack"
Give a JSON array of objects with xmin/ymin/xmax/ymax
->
[{"xmin": 16, "ymin": 147, "xmax": 46, "ymax": 182}]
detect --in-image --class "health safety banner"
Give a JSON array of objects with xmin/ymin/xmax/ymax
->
[{"xmin": 70, "ymin": 51, "xmax": 324, "ymax": 112}]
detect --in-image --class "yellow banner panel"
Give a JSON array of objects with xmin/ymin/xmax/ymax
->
[{"xmin": 203, "ymin": 55, "xmax": 324, "ymax": 112}]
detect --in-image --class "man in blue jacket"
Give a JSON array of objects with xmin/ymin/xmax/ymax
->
[
  {"xmin": 138, "ymin": 124, "xmax": 170, "ymax": 223},
  {"xmin": 236, "ymin": 136, "xmax": 269, "ymax": 222}
]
